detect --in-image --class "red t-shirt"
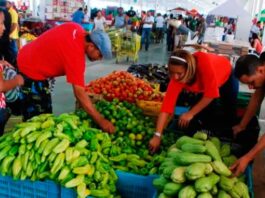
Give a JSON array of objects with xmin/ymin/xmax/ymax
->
[
  {"xmin": 18, "ymin": 22, "xmax": 86, "ymax": 87},
  {"xmin": 161, "ymin": 51, "xmax": 232, "ymax": 114}
]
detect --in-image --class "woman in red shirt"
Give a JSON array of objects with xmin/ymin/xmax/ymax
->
[
  {"xmin": 149, "ymin": 50, "xmax": 239, "ymax": 152},
  {"xmin": 251, "ymin": 33, "xmax": 263, "ymax": 55}
]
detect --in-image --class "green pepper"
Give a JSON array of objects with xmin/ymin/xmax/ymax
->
[
  {"xmin": 22, "ymin": 151, "xmax": 30, "ymax": 171},
  {"xmin": 0, "ymin": 145, "xmax": 12, "ymax": 161},
  {"xmin": 70, "ymin": 156, "xmax": 89, "ymax": 169},
  {"xmin": 41, "ymin": 118, "xmax": 55, "ymax": 129},
  {"xmin": 90, "ymin": 189, "xmax": 110, "ymax": 197},
  {"xmin": 65, "ymin": 174, "xmax": 84, "ymax": 188},
  {"xmin": 12, "ymin": 156, "xmax": 22, "ymax": 178},
  {"xmin": 43, "ymin": 138, "xmax": 60, "ymax": 156},
  {"xmin": 58, "ymin": 166, "xmax": 71, "ymax": 181},
  {"xmin": 113, "ymin": 165, "xmax": 128, "ymax": 172},
  {"xmin": 76, "ymin": 140, "xmax": 88, "ymax": 148},
  {"xmin": 26, "ymin": 131, "xmax": 42, "ymax": 143},
  {"xmin": 35, "ymin": 131, "xmax": 52, "ymax": 147},
  {"xmin": 109, "ymin": 154, "xmax": 127, "ymax": 162},
  {"xmin": 8, "ymin": 145, "xmax": 19, "ymax": 156},
  {"xmin": 38, "ymin": 139, "xmax": 49, "ymax": 154},
  {"xmin": 77, "ymin": 183, "xmax": 91, "ymax": 198},
  {"xmin": 90, "ymin": 138, "xmax": 99, "ymax": 151},
  {"xmin": 90, "ymin": 152, "xmax": 98, "ymax": 164},
  {"xmin": 94, "ymin": 171, "xmax": 102, "ymax": 182},
  {"xmin": 149, "ymin": 167, "xmax": 158, "ymax": 175},
  {"xmin": 1, "ymin": 155, "xmax": 15, "ymax": 175},
  {"xmin": 53, "ymin": 139, "xmax": 70, "ymax": 153},
  {"xmin": 51, "ymin": 153, "xmax": 65, "ymax": 174}
]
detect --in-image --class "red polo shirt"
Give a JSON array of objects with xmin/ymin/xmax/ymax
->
[
  {"xmin": 161, "ymin": 51, "xmax": 232, "ymax": 114},
  {"xmin": 18, "ymin": 22, "xmax": 86, "ymax": 87}
]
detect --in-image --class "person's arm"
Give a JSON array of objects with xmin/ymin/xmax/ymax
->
[
  {"xmin": 73, "ymin": 85, "xmax": 115, "ymax": 133},
  {"xmin": 149, "ymin": 80, "xmax": 183, "ymax": 152},
  {"xmin": 231, "ymin": 133, "xmax": 265, "ymax": 176},
  {"xmin": 9, "ymin": 11, "xmax": 18, "ymax": 36},
  {"xmin": 233, "ymin": 88, "xmax": 265, "ymax": 135},
  {"xmin": 0, "ymin": 69, "xmax": 24, "ymax": 92}
]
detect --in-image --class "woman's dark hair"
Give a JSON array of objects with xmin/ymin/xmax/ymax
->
[
  {"xmin": 168, "ymin": 50, "xmax": 196, "ymax": 83},
  {"xmin": 78, "ymin": 7, "xmax": 83, "ymax": 11},
  {"xmin": 252, "ymin": 33, "xmax": 259, "ymax": 40},
  {"xmin": 234, "ymin": 55, "xmax": 263, "ymax": 79}
]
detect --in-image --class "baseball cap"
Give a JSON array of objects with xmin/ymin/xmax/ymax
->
[{"xmin": 89, "ymin": 30, "xmax": 112, "ymax": 59}]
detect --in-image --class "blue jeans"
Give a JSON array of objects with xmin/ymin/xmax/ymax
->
[
  {"xmin": 10, "ymin": 39, "xmax": 18, "ymax": 59},
  {"xmin": 0, "ymin": 108, "xmax": 8, "ymax": 136},
  {"xmin": 141, "ymin": 28, "xmax": 151, "ymax": 50}
]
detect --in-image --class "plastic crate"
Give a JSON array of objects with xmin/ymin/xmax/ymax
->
[
  {"xmin": 246, "ymin": 164, "xmax": 254, "ymax": 198},
  {"xmin": 115, "ymin": 171, "xmax": 158, "ymax": 198},
  {"xmin": 0, "ymin": 175, "xmax": 60, "ymax": 198}
]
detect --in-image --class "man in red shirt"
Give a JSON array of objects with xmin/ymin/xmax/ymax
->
[
  {"xmin": 149, "ymin": 50, "xmax": 239, "ymax": 152},
  {"xmin": 17, "ymin": 22, "xmax": 115, "ymax": 133}
]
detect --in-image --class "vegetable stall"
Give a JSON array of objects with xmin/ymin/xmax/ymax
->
[{"xmin": 0, "ymin": 69, "xmax": 255, "ymax": 198}]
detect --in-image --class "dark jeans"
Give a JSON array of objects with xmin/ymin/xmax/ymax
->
[
  {"xmin": 0, "ymin": 108, "xmax": 9, "ymax": 136},
  {"xmin": 141, "ymin": 28, "xmax": 151, "ymax": 50},
  {"xmin": 155, "ymin": 28, "xmax": 164, "ymax": 42},
  {"xmin": 20, "ymin": 74, "xmax": 52, "ymax": 121},
  {"xmin": 9, "ymin": 39, "xmax": 18, "ymax": 60},
  {"xmin": 176, "ymin": 70, "xmax": 239, "ymax": 126}
]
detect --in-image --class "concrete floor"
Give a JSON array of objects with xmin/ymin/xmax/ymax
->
[{"xmin": 51, "ymin": 41, "xmax": 265, "ymax": 197}]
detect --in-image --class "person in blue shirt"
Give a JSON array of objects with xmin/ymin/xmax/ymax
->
[
  {"xmin": 72, "ymin": 8, "xmax": 84, "ymax": 25},
  {"xmin": 113, "ymin": 7, "xmax": 126, "ymax": 28}
]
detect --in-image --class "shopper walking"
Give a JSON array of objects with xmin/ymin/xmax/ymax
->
[
  {"xmin": 155, "ymin": 13, "xmax": 164, "ymax": 43},
  {"xmin": 6, "ymin": 1, "xmax": 18, "ymax": 60},
  {"xmin": 17, "ymin": 22, "xmax": 115, "ymax": 133},
  {"xmin": 197, "ymin": 17, "xmax": 207, "ymax": 44},
  {"xmin": 141, "ymin": 11, "xmax": 154, "ymax": 51},
  {"xmin": 72, "ymin": 7, "xmax": 84, "ymax": 25},
  {"xmin": 113, "ymin": 7, "xmax": 126, "ymax": 29},
  {"xmin": 93, "ymin": 10, "xmax": 106, "ymax": 31},
  {"xmin": 149, "ymin": 50, "xmax": 239, "ymax": 152}
]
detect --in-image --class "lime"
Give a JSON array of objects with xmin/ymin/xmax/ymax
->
[
  {"xmin": 129, "ymin": 133, "xmax": 136, "ymax": 140},
  {"xmin": 136, "ymin": 134, "xmax": 143, "ymax": 141}
]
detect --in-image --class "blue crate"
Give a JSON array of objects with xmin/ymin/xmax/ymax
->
[
  {"xmin": 246, "ymin": 164, "xmax": 254, "ymax": 198},
  {"xmin": 0, "ymin": 175, "xmax": 60, "ymax": 198},
  {"xmin": 175, "ymin": 106, "xmax": 189, "ymax": 116},
  {"xmin": 115, "ymin": 171, "xmax": 158, "ymax": 198}
]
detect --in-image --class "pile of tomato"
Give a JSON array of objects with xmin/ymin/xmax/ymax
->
[{"xmin": 85, "ymin": 71, "xmax": 163, "ymax": 103}]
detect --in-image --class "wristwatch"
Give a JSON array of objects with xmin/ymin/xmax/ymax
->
[{"xmin": 154, "ymin": 132, "xmax": 162, "ymax": 138}]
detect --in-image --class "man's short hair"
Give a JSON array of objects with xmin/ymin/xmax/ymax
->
[{"xmin": 234, "ymin": 55, "xmax": 263, "ymax": 79}]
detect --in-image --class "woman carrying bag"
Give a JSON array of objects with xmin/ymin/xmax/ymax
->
[{"xmin": 149, "ymin": 49, "xmax": 239, "ymax": 153}]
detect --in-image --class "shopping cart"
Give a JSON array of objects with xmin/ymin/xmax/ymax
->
[{"xmin": 115, "ymin": 31, "xmax": 141, "ymax": 63}]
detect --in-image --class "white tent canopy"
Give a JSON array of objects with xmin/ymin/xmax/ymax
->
[{"xmin": 208, "ymin": 0, "xmax": 252, "ymax": 41}]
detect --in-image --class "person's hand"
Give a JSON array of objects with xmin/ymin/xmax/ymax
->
[
  {"xmin": 15, "ymin": 75, "xmax": 24, "ymax": 86},
  {"xmin": 149, "ymin": 135, "xmax": 161, "ymax": 154},
  {"xmin": 98, "ymin": 118, "xmax": 115, "ymax": 134},
  {"xmin": 0, "ymin": 60, "xmax": 14, "ymax": 68},
  {"xmin": 230, "ymin": 155, "xmax": 251, "ymax": 177},
  {"xmin": 178, "ymin": 112, "xmax": 194, "ymax": 128},
  {"xmin": 232, "ymin": 124, "xmax": 246, "ymax": 138}
]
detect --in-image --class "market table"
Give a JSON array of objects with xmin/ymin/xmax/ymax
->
[{"xmin": 204, "ymin": 39, "xmax": 250, "ymax": 57}]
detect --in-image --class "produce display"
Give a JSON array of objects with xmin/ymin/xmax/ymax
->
[
  {"xmin": 85, "ymin": 71, "xmax": 164, "ymax": 103},
  {"xmin": 0, "ymin": 113, "xmax": 119, "ymax": 198},
  {"xmin": 127, "ymin": 64, "xmax": 169, "ymax": 92},
  {"xmin": 20, "ymin": 33, "xmax": 37, "ymax": 42},
  {"xmin": 153, "ymin": 132, "xmax": 250, "ymax": 198},
  {"xmin": 76, "ymin": 99, "xmax": 179, "ymax": 175}
]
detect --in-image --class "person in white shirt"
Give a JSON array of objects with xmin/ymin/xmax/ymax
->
[
  {"xmin": 93, "ymin": 10, "xmax": 106, "ymax": 31},
  {"xmin": 249, "ymin": 21, "xmax": 261, "ymax": 42},
  {"xmin": 84, "ymin": 8, "xmax": 90, "ymax": 23},
  {"xmin": 155, "ymin": 13, "xmax": 164, "ymax": 43},
  {"xmin": 141, "ymin": 11, "xmax": 154, "ymax": 51}
]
